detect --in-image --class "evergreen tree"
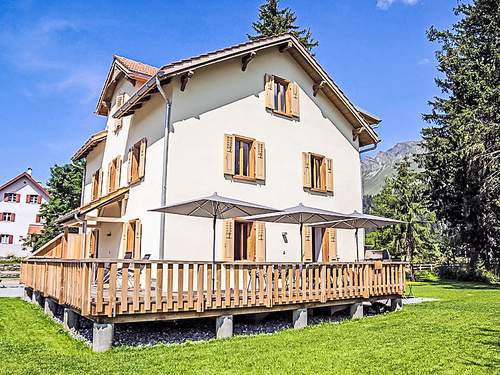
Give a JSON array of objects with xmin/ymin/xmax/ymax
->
[
  {"xmin": 24, "ymin": 161, "xmax": 84, "ymax": 251},
  {"xmin": 248, "ymin": 0, "xmax": 318, "ymax": 51},
  {"xmin": 368, "ymin": 157, "xmax": 442, "ymax": 270},
  {"xmin": 420, "ymin": 0, "xmax": 500, "ymax": 271}
]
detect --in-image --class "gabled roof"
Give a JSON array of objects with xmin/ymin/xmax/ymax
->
[
  {"xmin": 96, "ymin": 55, "xmax": 159, "ymax": 116},
  {"xmin": 111, "ymin": 33, "xmax": 380, "ymax": 146},
  {"xmin": 0, "ymin": 171, "xmax": 50, "ymax": 198},
  {"xmin": 72, "ymin": 130, "xmax": 108, "ymax": 161}
]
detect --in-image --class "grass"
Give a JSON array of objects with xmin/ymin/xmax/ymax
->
[{"xmin": 0, "ymin": 281, "xmax": 498, "ymax": 374}]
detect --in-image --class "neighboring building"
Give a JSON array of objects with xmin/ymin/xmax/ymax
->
[
  {"xmin": 0, "ymin": 169, "xmax": 50, "ymax": 257},
  {"xmin": 62, "ymin": 33, "xmax": 380, "ymax": 263}
]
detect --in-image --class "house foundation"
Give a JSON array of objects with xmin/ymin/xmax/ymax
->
[
  {"xmin": 292, "ymin": 308, "xmax": 307, "ymax": 329},
  {"xmin": 215, "ymin": 315, "xmax": 233, "ymax": 339},
  {"xmin": 63, "ymin": 308, "xmax": 80, "ymax": 331},
  {"xmin": 44, "ymin": 298, "xmax": 58, "ymax": 318},
  {"xmin": 349, "ymin": 303, "xmax": 363, "ymax": 319},
  {"xmin": 92, "ymin": 323, "xmax": 114, "ymax": 352}
]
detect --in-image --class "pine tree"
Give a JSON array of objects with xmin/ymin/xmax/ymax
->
[
  {"xmin": 24, "ymin": 161, "xmax": 84, "ymax": 251},
  {"xmin": 420, "ymin": 0, "xmax": 500, "ymax": 272},
  {"xmin": 367, "ymin": 157, "xmax": 442, "ymax": 270},
  {"xmin": 248, "ymin": 0, "xmax": 318, "ymax": 51}
]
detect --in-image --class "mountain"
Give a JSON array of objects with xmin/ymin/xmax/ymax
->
[{"xmin": 361, "ymin": 141, "xmax": 422, "ymax": 196}]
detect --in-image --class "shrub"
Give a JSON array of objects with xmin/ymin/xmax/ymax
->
[
  {"xmin": 438, "ymin": 265, "xmax": 499, "ymax": 284},
  {"xmin": 414, "ymin": 270, "xmax": 439, "ymax": 282}
]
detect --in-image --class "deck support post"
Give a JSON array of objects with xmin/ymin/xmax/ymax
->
[
  {"xmin": 33, "ymin": 291, "xmax": 44, "ymax": 307},
  {"xmin": 292, "ymin": 308, "xmax": 308, "ymax": 329},
  {"xmin": 23, "ymin": 287, "xmax": 33, "ymax": 303},
  {"xmin": 349, "ymin": 303, "xmax": 363, "ymax": 319},
  {"xmin": 63, "ymin": 308, "xmax": 80, "ymax": 331},
  {"xmin": 216, "ymin": 315, "xmax": 233, "ymax": 339},
  {"xmin": 391, "ymin": 297, "xmax": 403, "ymax": 311},
  {"xmin": 92, "ymin": 323, "xmax": 114, "ymax": 352},
  {"xmin": 44, "ymin": 298, "xmax": 58, "ymax": 318}
]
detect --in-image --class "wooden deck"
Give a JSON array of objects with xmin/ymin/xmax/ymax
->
[{"xmin": 21, "ymin": 259, "xmax": 405, "ymax": 323}]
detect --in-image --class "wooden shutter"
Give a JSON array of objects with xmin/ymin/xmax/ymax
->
[
  {"xmin": 8, "ymin": 235, "xmax": 13, "ymax": 244},
  {"xmin": 116, "ymin": 157, "xmax": 122, "ymax": 189},
  {"xmin": 114, "ymin": 95, "xmax": 124, "ymax": 131},
  {"xmin": 16, "ymin": 194, "xmax": 20, "ymax": 203},
  {"xmin": 26, "ymin": 195, "xmax": 30, "ymax": 203},
  {"xmin": 98, "ymin": 170, "xmax": 103, "ymax": 198},
  {"xmin": 138, "ymin": 138, "xmax": 147, "ymax": 179},
  {"xmin": 255, "ymin": 141, "xmax": 265, "ymax": 180},
  {"xmin": 222, "ymin": 219, "xmax": 234, "ymax": 261},
  {"xmin": 302, "ymin": 225, "xmax": 313, "ymax": 262},
  {"xmin": 107, "ymin": 161, "xmax": 113, "ymax": 193},
  {"xmin": 326, "ymin": 158, "xmax": 334, "ymax": 193},
  {"xmin": 121, "ymin": 222, "xmax": 128, "ymax": 258},
  {"xmin": 0, "ymin": 213, "xmax": 3, "ymax": 221},
  {"xmin": 37, "ymin": 195, "xmax": 42, "ymax": 204},
  {"xmin": 302, "ymin": 152, "xmax": 311, "ymax": 188},
  {"xmin": 11, "ymin": 213, "xmax": 15, "ymax": 222},
  {"xmin": 127, "ymin": 148, "xmax": 133, "ymax": 183},
  {"xmin": 223, "ymin": 134, "xmax": 235, "ymax": 175},
  {"xmin": 264, "ymin": 74, "xmax": 275, "ymax": 110},
  {"xmin": 134, "ymin": 220, "xmax": 142, "ymax": 259},
  {"xmin": 255, "ymin": 222, "xmax": 266, "ymax": 262},
  {"xmin": 291, "ymin": 82, "xmax": 300, "ymax": 118},
  {"xmin": 36, "ymin": 214, "xmax": 40, "ymax": 223},
  {"xmin": 327, "ymin": 228, "xmax": 337, "ymax": 261},
  {"xmin": 116, "ymin": 94, "xmax": 124, "ymax": 108}
]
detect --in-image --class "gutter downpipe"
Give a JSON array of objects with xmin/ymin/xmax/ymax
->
[
  {"xmin": 156, "ymin": 74, "xmax": 172, "ymax": 260},
  {"xmin": 357, "ymin": 140, "xmax": 379, "ymax": 262}
]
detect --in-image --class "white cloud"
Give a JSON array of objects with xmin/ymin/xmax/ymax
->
[
  {"xmin": 417, "ymin": 58, "xmax": 430, "ymax": 65},
  {"xmin": 0, "ymin": 18, "xmax": 104, "ymax": 103},
  {"xmin": 377, "ymin": 0, "xmax": 419, "ymax": 9}
]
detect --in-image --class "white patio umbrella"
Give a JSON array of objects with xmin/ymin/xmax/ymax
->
[
  {"xmin": 245, "ymin": 203, "xmax": 351, "ymax": 261},
  {"xmin": 150, "ymin": 192, "xmax": 278, "ymax": 286},
  {"xmin": 310, "ymin": 211, "xmax": 405, "ymax": 261}
]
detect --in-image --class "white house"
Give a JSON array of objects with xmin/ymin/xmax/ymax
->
[
  {"xmin": 62, "ymin": 33, "xmax": 380, "ymax": 264},
  {"xmin": 0, "ymin": 169, "xmax": 50, "ymax": 257}
]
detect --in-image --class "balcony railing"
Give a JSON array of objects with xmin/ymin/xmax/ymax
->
[{"xmin": 21, "ymin": 258, "xmax": 405, "ymax": 320}]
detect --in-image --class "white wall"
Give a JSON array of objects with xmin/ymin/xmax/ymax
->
[
  {"xmin": 0, "ymin": 175, "xmax": 50, "ymax": 257},
  {"xmin": 88, "ymin": 47, "xmax": 365, "ymax": 262}
]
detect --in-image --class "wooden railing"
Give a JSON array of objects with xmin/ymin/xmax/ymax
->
[{"xmin": 21, "ymin": 259, "xmax": 405, "ymax": 318}]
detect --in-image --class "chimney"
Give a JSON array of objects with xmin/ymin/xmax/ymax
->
[{"xmin": 27, "ymin": 168, "xmax": 32, "ymax": 176}]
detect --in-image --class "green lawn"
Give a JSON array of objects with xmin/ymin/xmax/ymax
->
[{"xmin": 0, "ymin": 281, "xmax": 498, "ymax": 375}]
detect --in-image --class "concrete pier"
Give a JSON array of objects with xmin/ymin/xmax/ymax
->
[
  {"xmin": 92, "ymin": 323, "xmax": 114, "ymax": 352},
  {"xmin": 215, "ymin": 315, "xmax": 233, "ymax": 339},
  {"xmin": 292, "ymin": 308, "xmax": 308, "ymax": 329}
]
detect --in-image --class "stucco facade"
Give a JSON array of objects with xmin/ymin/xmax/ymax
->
[
  {"xmin": 0, "ymin": 171, "xmax": 50, "ymax": 257},
  {"xmin": 76, "ymin": 37, "xmax": 378, "ymax": 264}
]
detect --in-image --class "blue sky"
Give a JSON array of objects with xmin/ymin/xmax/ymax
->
[{"xmin": 0, "ymin": 0, "xmax": 462, "ymax": 183}]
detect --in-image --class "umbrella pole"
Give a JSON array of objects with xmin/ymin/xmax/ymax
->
[
  {"xmin": 300, "ymin": 222, "xmax": 303, "ymax": 263},
  {"xmin": 355, "ymin": 228, "xmax": 360, "ymax": 262},
  {"xmin": 212, "ymin": 214, "xmax": 216, "ymax": 292}
]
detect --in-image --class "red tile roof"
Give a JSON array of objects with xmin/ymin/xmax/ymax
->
[{"xmin": 114, "ymin": 55, "xmax": 158, "ymax": 77}]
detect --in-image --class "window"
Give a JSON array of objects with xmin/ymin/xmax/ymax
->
[
  {"xmin": 35, "ymin": 214, "xmax": 42, "ymax": 223},
  {"xmin": 0, "ymin": 213, "xmax": 15, "ymax": 222},
  {"xmin": 107, "ymin": 156, "xmax": 121, "ymax": 193},
  {"xmin": 302, "ymin": 152, "xmax": 334, "ymax": 193},
  {"xmin": 91, "ymin": 169, "xmax": 102, "ymax": 201},
  {"xmin": 222, "ymin": 219, "xmax": 265, "ymax": 262},
  {"xmin": 123, "ymin": 219, "xmax": 141, "ymax": 259},
  {"xmin": 264, "ymin": 74, "xmax": 300, "ymax": 118},
  {"xmin": 3, "ymin": 193, "xmax": 19, "ymax": 203},
  {"xmin": 26, "ymin": 194, "xmax": 41, "ymax": 204},
  {"xmin": 114, "ymin": 94, "xmax": 125, "ymax": 132},
  {"xmin": 223, "ymin": 134, "xmax": 265, "ymax": 181},
  {"xmin": 128, "ymin": 139, "xmax": 147, "ymax": 184},
  {"xmin": 302, "ymin": 226, "xmax": 337, "ymax": 262},
  {"xmin": 234, "ymin": 221, "xmax": 254, "ymax": 261},
  {"xmin": 0, "ymin": 234, "xmax": 13, "ymax": 244}
]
